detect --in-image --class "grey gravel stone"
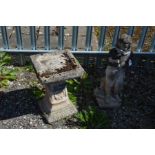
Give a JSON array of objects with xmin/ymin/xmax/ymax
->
[
  {"xmin": 1, "ymin": 62, "xmax": 155, "ymax": 129},
  {"xmin": 0, "ymin": 67, "xmax": 78, "ymax": 129}
]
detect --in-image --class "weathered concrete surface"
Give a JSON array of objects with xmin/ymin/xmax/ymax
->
[
  {"xmin": 39, "ymin": 82, "xmax": 77, "ymax": 123},
  {"xmin": 31, "ymin": 50, "xmax": 85, "ymax": 123},
  {"xmin": 40, "ymin": 101, "xmax": 77, "ymax": 123},
  {"xmin": 31, "ymin": 50, "xmax": 85, "ymax": 83}
]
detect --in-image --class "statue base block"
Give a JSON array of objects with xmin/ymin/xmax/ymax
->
[
  {"xmin": 30, "ymin": 50, "xmax": 85, "ymax": 124},
  {"xmin": 39, "ymin": 100, "xmax": 77, "ymax": 123},
  {"xmin": 94, "ymin": 88, "xmax": 121, "ymax": 108}
]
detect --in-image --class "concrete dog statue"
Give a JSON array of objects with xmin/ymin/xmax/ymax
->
[{"xmin": 94, "ymin": 34, "xmax": 133, "ymax": 108}]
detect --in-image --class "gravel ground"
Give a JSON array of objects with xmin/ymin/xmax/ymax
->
[
  {"xmin": 102, "ymin": 66, "xmax": 155, "ymax": 129},
  {"xmin": 0, "ymin": 68, "xmax": 78, "ymax": 129},
  {"xmin": 0, "ymin": 63, "xmax": 155, "ymax": 129},
  {"xmin": 0, "ymin": 88, "xmax": 71, "ymax": 129}
]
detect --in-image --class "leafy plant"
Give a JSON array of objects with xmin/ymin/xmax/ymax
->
[
  {"xmin": 66, "ymin": 79, "xmax": 80, "ymax": 105},
  {"xmin": 67, "ymin": 74, "xmax": 109, "ymax": 129},
  {"xmin": 68, "ymin": 92, "xmax": 77, "ymax": 105},
  {"xmin": 24, "ymin": 62, "xmax": 35, "ymax": 72},
  {"xmin": 32, "ymin": 86, "xmax": 45, "ymax": 100},
  {"xmin": 75, "ymin": 106, "xmax": 109, "ymax": 129},
  {"xmin": 0, "ymin": 52, "xmax": 17, "ymax": 88},
  {"xmin": 30, "ymin": 80, "xmax": 45, "ymax": 100},
  {"xmin": 0, "ymin": 52, "xmax": 12, "ymax": 67},
  {"xmin": 67, "ymin": 73, "xmax": 93, "ymax": 100}
]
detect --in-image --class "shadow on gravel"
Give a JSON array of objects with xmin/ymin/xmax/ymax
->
[{"xmin": 0, "ymin": 88, "xmax": 41, "ymax": 120}]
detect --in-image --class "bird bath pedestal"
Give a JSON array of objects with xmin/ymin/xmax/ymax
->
[{"xmin": 31, "ymin": 50, "xmax": 85, "ymax": 123}]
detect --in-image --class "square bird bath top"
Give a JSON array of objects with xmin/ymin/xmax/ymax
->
[{"xmin": 30, "ymin": 50, "xmax": 85, "ymax": 84}]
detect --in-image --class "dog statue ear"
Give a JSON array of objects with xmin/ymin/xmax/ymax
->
[
  {"xmin": 120, "ymin": 34, "xmax": 132, "ymax": 44},
  {"xmin": 116, "ymin": 34, "xmax": 132, "ymax": 50}
]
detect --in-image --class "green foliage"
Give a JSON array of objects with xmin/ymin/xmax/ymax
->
[
  {"xmin": 0, "ymin": 52, "xmax": 17, "ymax": 88},
  {"xmin": 32, "ymin": 86, "xmax": 45, "ymax": 100},
  {"xmin": 24, "ymin": 62, "xmax": 35, "ymax": 72},
  {"xmin": 68, "ymin": 92, "xmax": 77, "ymax": 105},
  {"xmin": 0, "ymin": 79, "xmax": 9, "ymax": 87},
  {"xmin": 66, "ymin": 79, "xmax": 80, "ymax": 105},
  {"xmin": 75, "ymin": 106, "xmax": 109, "ymax": 129},
  {"xmin": 66, "ymin": 72, "xmax": 94, "ymax": 107},
  {"xmin": 30, "ymin": 80, "xmax": 45, "ymax": 100},
  {"xmin": 67, "ymin": 72, "xmax": 93, "ymax": 97},
  {"xmin": 67, "ymin": 79, "xmax": 80, "ymax": 93},
  {"xmin": 0, "ymin": 52, "xmax": 12, "ymax": 67},
  {"xmin": 67, "ymin": 73, "xmax": 109, "ymax": 129}
]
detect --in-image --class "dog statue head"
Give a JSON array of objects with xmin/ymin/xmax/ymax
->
[{"xmin": 116, "ymin": 34, "xmax": 132, "ymax": 51}]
